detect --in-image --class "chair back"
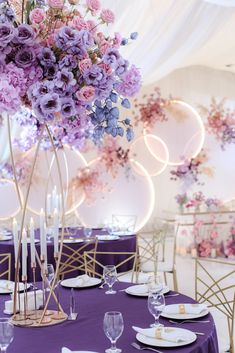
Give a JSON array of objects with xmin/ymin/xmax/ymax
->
[
  {"xmin": 0, "ymin": 253, "xmax": 11, "ymax": 280},
  {"xmin": 59, "ymin": 237, "xmax": 98, "ymax": 279},
  {"xmin": 84, "ymin": 250, "xmax": 138, "ymax": 282},
  {"xmin": 195, "ymin": 258, "xmax": 235, "ymax": 353},
  {"xmin": 136, "ymin": 230, "xmax": 162, "ymax": 277}
]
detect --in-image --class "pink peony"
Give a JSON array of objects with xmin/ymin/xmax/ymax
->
[
  {"xmin": 48, "ymin": 0, "xmax": 64, "ymax": 9},
  {"xmin": 86, "ymin": 0, "xmax": 101, "ymax": 15},
  {"xmin": 76, "ymin": 86, "xmax": 95, "ymax": 102},
  {"xmin": 100, "ymin": 8, "xmax": 115, "ymax": 24},
  {"xmin": 70, "ymin": 17, "xmax": 88, "ymax": 31},
  {"xmin": 79, "ymin": 58, "xmax": 92, "ymax": 74},
  {"xmin": 29, "ymin": 8, "xmax": 46, "ymax": 24},
  {"xmin": 113, "ymin": 32, "xmax": 122, "ymax": 48}
]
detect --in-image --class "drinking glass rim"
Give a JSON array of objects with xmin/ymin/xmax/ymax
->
[
  {"xmin": 104, "ymin": 311, "xmax": 122, "ymax": 316},
  {"xmin": 0, "ymin": 318, "xmax": 13, "ymax": 325},
  {"xmin": 104, "ymin": 265, "xmax": 116, "ymax": 269}
]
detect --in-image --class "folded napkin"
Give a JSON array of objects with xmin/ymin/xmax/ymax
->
[
  {"xmin": 132, "ymin": 326, "xmax": 190, "ymax": 343},
  {"xmin": 61, "ymin": 348, "xmax": 98, "ymax": 353},
  {"xmin": 75, "ymin": 274, "xmax": 90, "ymax": 286},
  {"xmin": 131, "ymin": 284, "xmax": 149, "ymax": 295},
  {"xmin": 163, "ymin": 303, "xmax": 207, "ymax": 315},
  {"xmin": 4, "ymin": 290, "xmax": 43, "ymax": 314}
]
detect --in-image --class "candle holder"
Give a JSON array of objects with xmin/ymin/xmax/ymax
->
[{"xmin": 19, "ymin": 276, "xmax": 32, "ymax": 326}]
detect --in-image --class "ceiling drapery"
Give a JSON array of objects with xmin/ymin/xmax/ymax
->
[{"xmin": 103, "ymin": 0, "xmax": 235, "ymax": 85}]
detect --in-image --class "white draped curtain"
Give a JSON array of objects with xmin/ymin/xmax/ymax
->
[{"xmin": 103, "ymin": 0, "xmax": 235, "ymax": 84}]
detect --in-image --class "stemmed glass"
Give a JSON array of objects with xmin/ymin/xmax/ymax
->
[
  {"xmin": 46, "ymin": 264, "xmax": 55, "ymax": 288},
  {"xmin": 0, "ymin": 318, "xmax": 14, "ymax": 352},
  {"xmin": 103, "ymin": 265, "xmax": 117, "ymax": 294},
  {"xmin": 83, "ymin": 227, "xmax": 92, "ymax": 239},
  {"xmin": 103, "ymin": 312, "xmax": 124, "ymax": 353},
  {"xmin": 148, "ymin": 292, "xmax": 165, "ymax": 327},
  {"xmin": 147, "ymin": 275, "xmax": 164, "ymax": 294}
]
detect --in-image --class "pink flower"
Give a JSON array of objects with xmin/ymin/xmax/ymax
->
[
  {"xmin": 113, "ymin": 32, "xmax": 122, "ymax": 48},
  {"xmin": 30, "ymin": 8, "xmax": 46, "ymax": 24},
  {"xmin": 79, "ymin": 58, "xmax": 92, "ymax": 74},
  {"xmin": 86, "ymin": 0, "xmax": 101, "ymax": 15},
  {"xmin": 70, "ymin": 16, "xmax": 88, "ymax": 30},
  {"xmin": 99, "ymin": 41, "xmax": 111, "ymax": 55},
  {"xmin": 76, "ymin": 86, "xmax": 95, "ymax": 102},
  {"xmin": 98, "ymin": 62, "xmax": 112, "ymax": 75},
  {"xmin": 100, "ymin": 8, "xmax": 115, "ymax": 24},
  {"xmin": 87, "ymin": 20, "xmax": 97, "ymax": 34},
  {"xmin": 0, "ymin": 78, "xmax": 21, "ymax": 114},
  {"xmin": 48, "ymin": 0, "xmax": 64, "ymax": 9}
]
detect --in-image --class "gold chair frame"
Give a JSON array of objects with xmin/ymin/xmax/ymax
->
[
  {"xmin": 84, "ymin": 250, "xmax": 138, "ymax": 283},
  {"xmin": 59, "ymin": 237, "xmax": 98, "ymax": 279},
  {"xmin": 0, "ymin": 253, "xmax": 11, "ymax": 280},
  {"xmin": 195, "ymin": 258, "xmax": 235, "ymax": 353}
]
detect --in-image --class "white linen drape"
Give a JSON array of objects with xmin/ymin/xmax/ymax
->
[
  {"xmin": 103, "ymin": 0, "xmax": 235, "ymax": 85},
  {"xmin": 203, "ymin": 0, "xmax": 235, "ymax": 6}
]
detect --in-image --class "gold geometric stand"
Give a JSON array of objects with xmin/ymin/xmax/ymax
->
[{"xmin": 11, "ymin": 310, "xmax": 68, "ymax": 328}]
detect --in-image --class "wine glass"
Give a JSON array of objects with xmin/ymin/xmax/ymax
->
[
  {"xmin": 0, "ymin": 318, "xmax": 14, "ymax": 352},
  {"xmin": 148, "ymin": 292, "xmax": 165, "ymax": 327},
  {"xmin": 147, "ymin": 275, "xmax": 164, "ymax": 294},
  {"xmin": 103, "ymin": 312, "xmax": 124, "ymax": 353},
  {"xmin": 103, "ymin": 265, "xmax": 117, "ymax": 294},
  {"xmin": 83, "ymin": 227, "xmax": 92, "ymax": 238},
  {"xmin": 46, "ymin": 264, "xmax": 54, "ymax": 290}
]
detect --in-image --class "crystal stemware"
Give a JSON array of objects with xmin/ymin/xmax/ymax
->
[
  {"xmin": 147, "ymin": 275, "xmax": 164, "ymax": 294},
  {"xmin": 83, "ymin": 227, "xmax": 92, "ymax": 238},
  {"xmin": 103, "ymin": 265, "xmax": 117, "ymax": 294},
  {"xmin": 103, "ymin": 311, "xmax": 124, "ymax": 353},
  {"xmin": 0, "ymin": 318, "xmax": 14, "ymax": 353},
  {"xmin": 46, "ymin": 264, "xmax": 54, "ymax": 287},
  {"xmin": 148, "ymin": 292, "xmax": 165, "ymax": 327}
]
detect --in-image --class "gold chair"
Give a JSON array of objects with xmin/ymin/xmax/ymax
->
[
  {"xmin": 59, "ymin": 237, "xmax": 98, "ymax": 279},
  {"xmin": 136, "ymin": 230, "xmax": 163, "ymax": 282},
  {"xmin": 84, "ymin": 250, "xmax": 138, "ymax": 283},
  {"xmin": 0, "ymin": 253, "xmax": 11, "ymax": 280},
  {"xmin": 195, "ymin": 258, "xmax": 235, "ymax": 353}
]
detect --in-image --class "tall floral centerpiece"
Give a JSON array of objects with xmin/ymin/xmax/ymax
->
[{"xmin": 0, "ymin": 0, "xmax": 141, "ymax": 326}]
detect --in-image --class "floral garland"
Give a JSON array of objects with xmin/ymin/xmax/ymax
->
[
  {"xmin": 99, "ymin": 136, "xmax": 130, "ymax": 178},
  {"xmin": 133, "ymin": 87, "xmax": 171, "ymax": 130},
  {"xmin": 170, "ymin": 149, "xmax": 211, "ymax": 188},
  {"xmin": 202, "ymin": 98, "xmax": 235, "ymax": 150},
  {"xmin": 223, "ymin": 225, "xmax": 235, "ymax": 258},
  {"xmin": 0, "ymin": 0, "xmax": 141, "ymax": 150}
]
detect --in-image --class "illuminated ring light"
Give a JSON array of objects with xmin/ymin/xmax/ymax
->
[
  {"xmin": 0, "ymin": 178, "xmax": 23, "ymax": 220},
  {"xmin": 130, "ymin": 134, "xmax": 169, "ymax": 177},
  {"xmin": 23, "ymin": 145, "xmax": 87, "ymax": 216},
  {"xmin": 75, "ymin": 158, "xmax": 155, "ymax": 232},
  {"xmin": 144, "ymin": 100, "xmax": 205, "ymax": 166}
]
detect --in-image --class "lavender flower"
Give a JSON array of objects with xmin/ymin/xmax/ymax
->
[
  {"xmin": 39, "ymin": 47, "xmax": 56, "ymax": 66},
  {"xmin": 78, "ymin": 29, "xmax": 94, "ymax": 49},
  {"xmin": 55, "ymin": 26, "xmax": 80, "ymax": 51},
  {"xmin": 40, "ymin": 93, "xmax": 61, "ymax": 115},
  {"xmin": 54, "ymin": 68, "xmax": 76, "ymax": 93},
  {"xmin": 43, "ymin": 64, "xmax": 58, "ymax": 79},
  {"xmin": 14, "ymin": 46, "xmax": 36, "ymax": 68},
  {"xmin": 5, "ymin": 63, "xmax": 27, "ymax": 95},
  {"xmin": 61, "ymin": 98, "xmax": 76, "ymax": 118},
  {"xmin": 115, "ymin": 65, "xmax": 141, "ymax": 97},
  {"xmin": 0, "ymin": 6, "xmax": 15, "ymax": 23},
  {"xmin": 0, "ymin": 23, "xmax": 15, "ymax": 47},
  {"xmin": 115, "ymin": 58, "xmax": 129, "ymax": 76},
  {"xmin": 103, "ymin": 48, "xmax": 120, "ymax": 68},
  {"xmin": 58, "ymin": 55, "xmax": 78, "ymax": 70},
  {"xmin": 0, "ymin": 78, "xmax": 21, "ymax": 114},
  {"xmin": 14, "ymin": 24, "xmax": 35, "ymax": 45},
  {"xmin": 28, "ymin": 80, "xmax": 54, "ymax": 102}
]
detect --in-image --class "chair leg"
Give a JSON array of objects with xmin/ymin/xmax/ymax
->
[
  {"xmin": 163, "ymin": 272, "xmax": 167, "ymax": 287},
  {"xmin": 173, "ymin": 269, "xmax": 178, "ymax": 292}
]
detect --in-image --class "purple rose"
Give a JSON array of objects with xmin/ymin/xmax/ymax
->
[
  {"xmin": 14, "ymin": 24, "xmax": 35, "ymax": 45},
  {"xmin": 15, "ymin": 47, "xmax": 36, "ymax": 68},
  {"xmin": 103, "ymin": 48, "xmax": 120, "ymax": 68},
  {"xmin": 54, "ymin": 68, "xmax": 76, "ymax": 92},
  {"xmin": 0, "ymin": 23, "xmax": 15, "ymax": 47},
  {"xmin": 115, "ymin": 58, "xmax": 129, "ymax": 76},
  {"xmin": 58, "ymin": 55, "xmax": 78, "ymax": 70},
  {"xmin": 39, "ymin": 47, "xmax": 56, "ymax": 66},
  {"xmin": 28, "ymin": 80, "xmax": 54, "ymax": 102},
  {"xmin": 40, "ymin": 93, "xmax": 61, "ymax": 115},
  {"xmin": 61, "ymin": 98, "xmax": 76, "ymax": 118},
  {"xmin": 44, "ymin": 64, "xmax": 58, "ymax": 79},
  {"xmin": 78, "ymin": 29, "xmax": 94, "ymax": 49},
  {"xmin": 84, "ymin": 64, "xmax": 104, "ymax": 85},
  {"xmin": 55, "ymin": 26, "xmax": 79, "ymax": 51}
]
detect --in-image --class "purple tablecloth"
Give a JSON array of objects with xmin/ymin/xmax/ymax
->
[
  {"xmin": 0, "ymin": 229, "xmax": 136, "ymax": 281},
  {"xmin": 0, "ymin": 282, "xmax": 219, "ymax": 353}
]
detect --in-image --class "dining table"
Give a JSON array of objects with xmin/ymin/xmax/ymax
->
[
  {"xmin": 0, "ymin": 228, "xmax": 136, "ymax": 281},
  {"xmin": 0, "ymin": 281, "xmax": 219, "ymax": 353}
]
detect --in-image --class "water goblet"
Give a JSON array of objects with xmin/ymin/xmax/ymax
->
[
  {"xmin": 103, "ymin": 311, "xmax": 124, "ymax": 353},
  {"xmin": 103, "ymin": 265, "xmax": 117, "ymax": 294},
  {"xmin": 148, "ymin": 292, "xmax": 165, "ymax": 327},
  {"xmin": 46, "ymin": 264, "xmax": 55, "ymax": 287},
  {"xmin": 147, "ymin": 275, "xmax": 164, "ymax": 294},
  {"xmin": 83, "ymin": 227, "xmax": 92, "ymax": 238},
  {"xmin": 0, "ymin": 318, "xmax": 14, "ymax": 353}
]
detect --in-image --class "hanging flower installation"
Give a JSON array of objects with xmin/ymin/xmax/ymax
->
[
  {"xmin": 99, "ymin": 136, "xmax": 131, "ymax": 178},
  {"xmin": 133, "ymin": 87, "xmax": 171, "ymax": 130},
  {"xmin": 202, "ymin": 98, "xmax": 235, "ymax": 150},
  {"xmin": 0, "ymin": 0, "xmax": 141, "ymax": 148}
]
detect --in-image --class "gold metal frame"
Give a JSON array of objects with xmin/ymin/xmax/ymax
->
[
  {"xmin": 0, "ymin": 253, "xmax": 11, "ymax": 280},
  {"xmin": 59, "ymin": 237, "xmax": 98, "ymax": 279},
  {"xmin": 84, "ymin": 250, "xmax": 138, "ymax": 283},
  {"xmin": 195, "ymin": 258, "xmax": 235, "ymax": 353}
]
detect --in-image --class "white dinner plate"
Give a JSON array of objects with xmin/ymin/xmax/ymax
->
[
  {"xmin": 125, "ymin": 284, "xmax": 170, "ymax": 297},
  {"xmin": 63, "ymin": 238, "xmax": 84, "ymax": 244},
  {"xmin": 0, "ymin": 229, "xmax": 11, "ymax": 235},
  {"xmin": 61, "ymin": 277, "xmax": 101, "ymax": 288},
  {"xmin": 136, "ymin": 327, "xmax": 197, "ymax": 348},
  {"xmin": 112, "ymin": 231, "xmax": 133, "ymax": 237},
  {"xmin": 161, "ymin": 304, "xmax": 209, "ymax": 320},
  {"xmin": 25, "ymin": 238, "xmax": 39, "ymax": 244},
  {"xmin": 96, "ymin": 235, "xmax": 120, "ymax": 241},
  {"xmin": 0, "ymin": 280, "xmax": 31, "ymax": 294},
  {"xmin": 0, "ymin": 235, "xmax": 12, "ymax": 241}
]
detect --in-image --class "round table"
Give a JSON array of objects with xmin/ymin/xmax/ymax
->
[
  {"xmin": 0, "ymin": 282, "xmax": 219, "ymax": 353},
  {"xmin": 0, "ymin": 229, "xmax": 136, "ymax": 281}
]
